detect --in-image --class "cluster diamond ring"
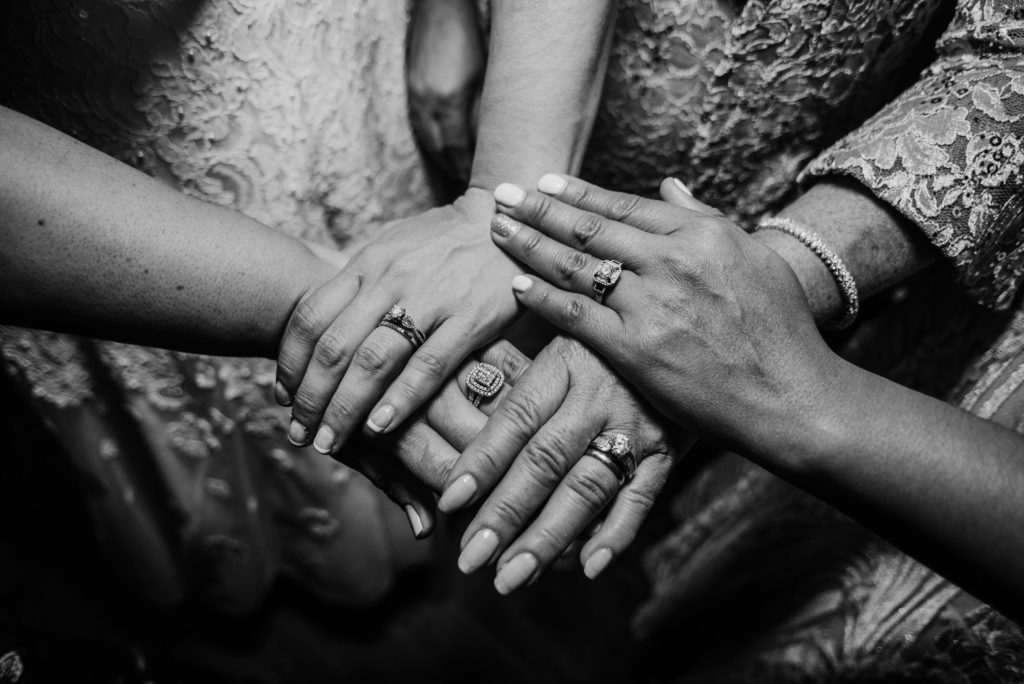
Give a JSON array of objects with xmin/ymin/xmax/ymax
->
[
  {"xmin": 466, "ymin": 362, "xmax": 505, "ymax": 407},
  {"xmin": 378, "ymin": 304, "xmax": 426, "ymax": 348},
  {"xmin": 584, "ymin": 433, "xmax": 636, "ymax": 486},
  {"xmin": 592, "ymin": 260, "xmax": 623, "ymax": 304}
]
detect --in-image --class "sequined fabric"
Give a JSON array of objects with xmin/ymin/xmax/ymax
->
[{"xmin": 0, "ymin": 0, "xmax": 432, "ymax": 613}]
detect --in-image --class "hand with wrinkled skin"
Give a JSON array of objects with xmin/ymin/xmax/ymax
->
[{"xmin": 437, "ymin": 334, "xmax": 692, "ymax": 593}]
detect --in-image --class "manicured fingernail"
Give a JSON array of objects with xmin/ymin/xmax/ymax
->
[
  {"xmin": 491, "ymin": 214, "xmax": 520, "ymax": 238},
  {"xmin": 312, "ymin": 425, "xmax": 335, "ymax": 454},
  {"xmin": 494, "ymin": 553, "xmax": 539, "ymax": 595},
  {"xmin": 458, "ymin": 528, "xmax": 500, "ymax": 574},
  {"xmin": 583, "ymin": 547, "xmax": 614, "ymax": 579},
  {"xmin": 494, "ymin": 183, "xmax": 525, "ymax": 207},
  {"xmin": 288, "ymin": 419, "xmax": 308, "ymax": 446},
  {"xmin": 366, "ymin": 404, "xmax": 394, "ymax": 433},
  {"xmin": 438, "ymin": 474, "xmax": 478, "ymax": 513},
  {"xmin": 404, "ymin": 505, "xmax": 425, "ymax": 539},
  {"xmin": 274, "ymin": 381, "xmax": 292, "ymax": 406},
  {"xmin": 672, "ymin": 177, "xmax": 692, "ymax": 196},
  {"xmin": 511, "ymin": 275, "xmax": 533, "ymax": 293},
  {"xmin": 537, "ymin": 174, "xmax": 567, "ymax": 195}
]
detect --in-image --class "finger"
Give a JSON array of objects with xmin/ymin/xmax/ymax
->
[
  {"xmin": 535, "ymin": 173, "xmax": 720, "ymax": 233},
  {"xmin": 492, "ymin": 183, "xmax": 648, "ymax": 265},
  {"xmin": 346, "ymin": 447, "xmax": 437, "ymax": 539},
  {"xmin": 477, "ymin": 339, "xmax": 532, "ymax": 387},
  {"xmin": 657, "ymin": 177, "xmax": 723, "ymax": 216},
  {"xmin": 455, "ymin": 395, "xmax": 601, "ymax": 578},
  {"xmin": 367, "ymin": 416, "xmax": 461, "ymax": 494},
  {"xmin": 437, "ymin": 354, "xmax": 569, "ymax": 515},
  {"xmin": 490, "ymin": 445, "xmax": 626, "ymax": 594},
  {"xmin": 578, "ymin": 449, "xmax": 676, "ymax": 579},
  {"xmin": 491, "ymin": 213, "xmax": 640, "ymax": 302},
  {"xmin": 312, "ymin": 326, "xmax": 417, "ymax": 455},
  {"xmin": 275, "ymin": 272, "xmax": 360, "ymax": 407},
  {"xmin": 506, "ymin": 276, "xmax": 621, "ymax": 353},
  {"xmin": 364, "ymin": 320, "xmax": 482, "ymax": 437}
]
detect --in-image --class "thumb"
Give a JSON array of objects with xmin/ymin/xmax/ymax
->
[{"xmin": 658, "ymin": 178, "xmax": 722, "ymax": 217}]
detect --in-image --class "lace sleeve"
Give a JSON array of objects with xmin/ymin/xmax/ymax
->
[{"xmin": 805, "ymin": 0, "xmax": 1024, "ymax": 310}]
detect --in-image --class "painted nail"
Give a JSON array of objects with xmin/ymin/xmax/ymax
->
[
  {"xmin": 274, "ymin": 381, "xmax": 292, "ymax": 406},
  {"xmin": 537, "ymin": 174, "xmax": 567, "ymax": 195},
  {"xmin": 511, "ymin": 275, "xmax": 533, "ymax": 293},
  {"xmin": 494, "ymin": 553, "xmax": 539, "ymax": 595},
  {"xmin": 438, "ymin": 474, "xmax": 478, "ymax": 513},
  {"xmin": 494, "ymin": 183, "xmax": 525, "ymax": 207},
  {"xmin": 312, "ymin": 424, "xmax": 335, "ymax": 455},
  {"xmin": 583, "ymin": 547, "xmax": 614, "ymax": 579},
  {"xmin": 366, "ymin": 404, "xmax": 394, "ymax": 433},
  {"xmin": 404, "ymin": 505, "xmax": 425, "ymax": 539},
  {"xmin": 672, "ymin": 177, "xmax": 692, "ymax": 196},
  {"xmin": 491, "ymin": 214, "xmax": 520, "ymax": 238},
  {"xmin": 458, "ymin": 528, "xmax": 500, "ymax": 574},
  {"xmin": 288, "ymin": 419, "xmax": 309, "ymax": 446}
]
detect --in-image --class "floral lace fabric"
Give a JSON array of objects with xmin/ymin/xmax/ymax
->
[
  {"xmin": 0, "ymin": 0, "xmax": 432, "ymax": 612},
  {"xmin": 581, "ymin": 0, "xmax": 1024, "ymax": 681}
]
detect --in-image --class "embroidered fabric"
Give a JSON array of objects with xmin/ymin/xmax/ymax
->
[{"xmin": 0, "ymin": 0, "xmax": 433, "ymax": 612}]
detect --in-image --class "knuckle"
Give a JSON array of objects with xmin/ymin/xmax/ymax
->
[
  {"xmin": 290, "ymin": 300, "xmax": 323, "ymax": 340},
  {"xmin": 352, "ymin": 341, "xmax": 390, "ymax": 375},
  {"xmin": 313, "ymin": 330, "xmax": 351, "ymax": 368},
  {"xmin": 561, "ymin": 297, "xmax": 587, "ymax": 326},
  {"xmin": 569, "ymin": 214, "xmax": 604, "ymax": 248},
  {"xmin": 324, "ymin": 397, "xmax": 357, "ymax": 424},
  {"xmin": 555, "ymin": 249, "xmax": 590, "ymax": 283},
  {"xmin": 499, "ymin": 392, "xmax": 544, "ymax": 433},
  {"xmin": 489, "ymin": 497, "xmax": 528, "ymax": 530},
  {"xmin": 607, "ymin": 193, "xmax": 642, "ymax": 221},
  {"xmin": 520, "ymin": 229, "xmax": 544, "ymax": 258},
  {"xmin": 528, "ymin": 194, "xmax": 555, "ymax": 226},
  {"xmin": 289, "ymin": 390, "xmax": 323, "ymax": 421},
  {"xmin": 520, "ymin": 438, "xmax": 571, "ymax": 488},
  {"xmin": 566, "ymin": 468, "xmax": 617, "ymax": 509},
  {"xmin": 620, "ymin": 485, "xmax": 658, "ymax": 515},
  {"xmin": 409, "ymin": 348, "xmax": 448, "ymax": 383},
  {"xmin": 565, "ymin": 183, "xmax": 590, "ymax": 207},
  {"xmin": 533, "ymin": 525, "xmax": 572, "ymax": 556}
]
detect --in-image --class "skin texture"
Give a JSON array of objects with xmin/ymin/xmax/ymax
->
[
  {"xmin": 276, "ymin": 0, "xmax": 619, "ymax": 462},
  {"xmin": 491, "ymin": 173, "xmax": 1024, "ymax": 621}
]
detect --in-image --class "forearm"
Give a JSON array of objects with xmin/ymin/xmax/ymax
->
[
  {"xmin": 753, "ymin": 178, "xmax": 939, "ymax": 323},
  {"xmin": 0, "ymin": 106, "xmax": 336, "ymax": 357},
  {"xmin": 761, "ymin": 356, "xmax": 1024, "ymax": 619},
  {"xmin": 470, "ymin": 0, "xmax": 615, "ymax": 190}
]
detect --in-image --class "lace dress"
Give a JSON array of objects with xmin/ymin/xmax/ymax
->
[
  {"xmin": 0, "ymin": 0, "xmax": 433, "ymax": 615},
  {"xmin": 579, "ymin": 0, "xmax": 1024, "ymax": 680}
]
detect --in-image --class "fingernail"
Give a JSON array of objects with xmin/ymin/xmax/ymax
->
[
  {"xmin": 511, "ymin": 275, "xmax": 533, "ymax": 293},
  {"xmin": 491, "ymin": 214, "xmax": 520, "ymax": 238},
  {"xmin": 458, "ymin": 528, "xmax": 500, "ymax": 574},
  {"xmin": 494, "ymin": 553, "xmax": 539, "ymax": 595},
  {"xmin": 438, "ymin": 474, "xmax": 478, "ymax": 513},
  {"xmin": 274, "ymin": 381, "xmax": 292, "ymax": 406},
  {"xmin": 312, "ymin": 424, "xmax": 335, "ymax": 455},
  {"xmin": 583, "ymin": 547, "xmax": 614, "ymax": 579},
  {"xmin": 672, "ymin": 177, "xmax": 692, "ymax": 196},
  {"xmin": 288, "ymin": 419, "xmax": 309, "ymax": 446},
  {"xmin": 404, "ymin": 505, "xmax": 425, "ymax": 539},
  {"xmin": 494, "ymin": 183, "xmax": 525, "ymax": 207},
  {"xmin": 366, "ymin": 404, "xmax": 394, "ymax": 433},
  {"xmin": 537, "ymin": 174, "xmax": 567, "ymax": 195}
]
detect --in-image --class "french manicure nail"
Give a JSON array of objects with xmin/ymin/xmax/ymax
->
[
  {"xmin": 494, "ymin": 183, "xmax": 526, "ymax": 207},
  {"xmin": 583, "ymin": 547, "xmax": 614, "ymax": 579},
  {"xmin": 491, "ymin": 214, "xmax": 520, "ymax": 238},
  {"xmin": 274, "ymin": 381, "xmax": 292, "ymax": 406},
  {"xmin": 672, "ymin": 177, "xmax": 692, "ymax": 196},
  {"xmin": 438, "ymin": 474, "xmax": 478, "ymax": 513},
  {"xmin": 366, "ymin": 404, "xmax": 394, "ymax": 433},
  {"xmin": 312, "ymin": 424, "xmax": 335, "ymax": 455},
  {"xmin": 511, "ymin": 275, "xmax": 533, "ymax": 293},
  {"xmin": 494, "ymin": 553, "xmax": 539, "ymax": 595},
  {"xmin": 404, "ymin": 505, "xmax": 425, "ymax": 539},
  {"xmin": 458, "ymin": 528, "xmax": 500, "ymax": 574},
  {"xmin": 537, "ymin": 174, "xmax": 567, "ymax": 195},
  {"xmin": 288, "ymin": 419, "xmax": 309, "ymax": 446}
]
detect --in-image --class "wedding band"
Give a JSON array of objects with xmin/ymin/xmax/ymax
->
[
  {"xmin": 378, "ymin": 304, "xmax": 426, "ymax": 348},
  {"xmin": 592, "ymin": 260, "xmax": 623, "ymax": 304},
  {"xmin": 585, "ymin": 433, "xmax": 637, "ymax": 485},
  {"xmin": 466, "ymin": 362, "xmax": 505, "ymax": 407}
]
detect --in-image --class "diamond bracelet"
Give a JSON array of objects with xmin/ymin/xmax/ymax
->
[{"xmin": 754, "ymin": 217, "xmax": 859, "ymax": 330}]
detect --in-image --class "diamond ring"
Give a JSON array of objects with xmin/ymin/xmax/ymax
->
[
  {"xmin": 592, "ymin": 260, "xmax": 623, "ymax": 304},
  {"xmin": 466, "ymin": 362, "xmax": 505, "ymax": 407},
  {"xmin": 378, "ymin": 304, "xmax": 426, "ymax": 348},
  {"xmin": 584, "ymin": 433, "xmax": 636, "ymax": 485}
]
